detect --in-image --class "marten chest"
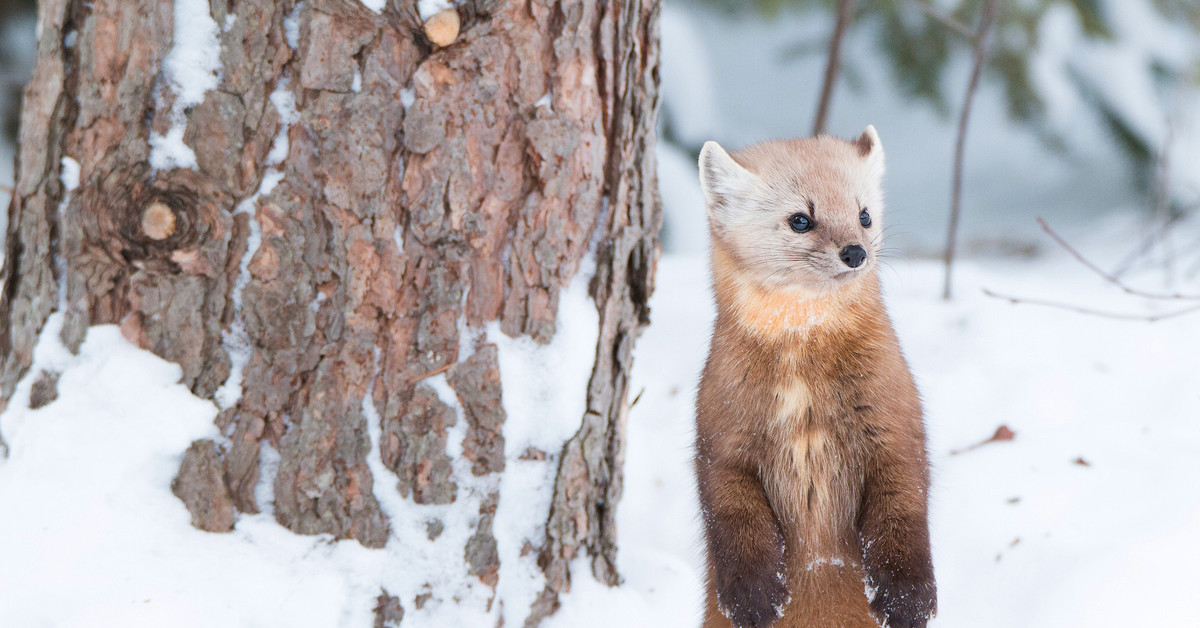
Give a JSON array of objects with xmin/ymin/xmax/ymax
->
[{"xmin": 761, "ymin": 373, "xmax": 864, "ymax": 542}]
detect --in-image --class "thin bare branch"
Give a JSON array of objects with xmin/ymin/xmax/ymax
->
[
  {"xmin": 1112, "ymin": 206, "xmax": 1194, "ymax": 278},
  {"xmin": 411, "ymin": 362, "xmax": 453, "ymax": 382},
  {"xmin": 914, "ymin": 0, "xmax": 974, "ymax": 40},
  {"xmin": 1037, "ymin": 217, "xmax": 1200, "ymax": 301},
  {"xmin": 942, "ymin": 0, "xmax": 998, "ymax": 300},
  {"xmin": 1186, "ymin": 234, "xmax": 1200, "ymax": 279},
  {"xmin": 983, "ymin": 288, "xmax": 1200, "ymax": 322},
  {"xmin": 812, "ymin": 0, "xmax": 856, "ymax": 136}
]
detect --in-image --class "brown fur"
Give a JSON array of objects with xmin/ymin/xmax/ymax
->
[{"xmin": 695, "ymin": 131, "xmax": 935, "ymax": 628}]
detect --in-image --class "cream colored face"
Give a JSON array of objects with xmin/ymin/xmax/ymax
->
[{"xmin": 698, "ymin": 128, "xmax": 886, "ymax": 294}]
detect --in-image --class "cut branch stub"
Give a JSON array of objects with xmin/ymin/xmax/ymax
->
[
  {"xmin": 77, "ymin": 166, "xmax": 226, "ymax": 267},
  {"xmin": 140, "ymin": 201, "xmax": 176, "ymax": 240},
  {"xmin": 423, "ymin": 9, "xmax": 461, "ymax": 48},
  {"xmin": 63, "ymin": 166, "xmax": 237, "ymax": 397}
]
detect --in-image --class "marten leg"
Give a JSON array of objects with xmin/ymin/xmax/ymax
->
[
  {"xmin": 698, "ymin": 456, "xmax": 789, "ymax": 627},
  {"xmin": 857, "ymin": 432, "xmax": 937, "ymax": 628}
]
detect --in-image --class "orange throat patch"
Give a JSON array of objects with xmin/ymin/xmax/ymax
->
[{"xmin": 711, "ymin": 245, "xmax": 873, "ymax": 338}]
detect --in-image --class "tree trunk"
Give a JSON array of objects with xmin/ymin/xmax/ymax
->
[{"xmin": 0, "ymin": 0, "xmax": 660, "ymax": 623}]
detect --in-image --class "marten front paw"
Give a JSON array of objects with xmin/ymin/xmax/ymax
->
[
  {"xmin": 715, "ymin": 562, "xmax": 790, "ymax": 628},
  {"xmin": 867, "ymin": 570, "xmax": 936, "ymax": 628}
]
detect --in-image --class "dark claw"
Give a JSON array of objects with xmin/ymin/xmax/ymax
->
[
  {"xmin": 868, "ymin": 571, "xmax": 937, "ymax": 628},
  {"xmin": 717, "ymin": 566, "xmax": 789, "ymax": 628}
]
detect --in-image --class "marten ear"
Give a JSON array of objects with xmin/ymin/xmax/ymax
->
[
  {"xmin": 856, "ymin": 125, "xmax": 885, "ymax": 176},
  {"xmin": 699, "ymin": 141, "xmax": 756, "ymax": 216}
]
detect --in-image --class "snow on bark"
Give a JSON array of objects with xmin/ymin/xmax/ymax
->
[{"xmin": 150, "ymin": 0, "xmax": 223, "ymax": 170}]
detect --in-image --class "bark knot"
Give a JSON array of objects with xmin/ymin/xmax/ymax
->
[
  {"xmin": 140, "ymin": 201, "xmax": 176, "ymax": 240},
  {"xmin": 423, "ymin": 9, "xmax": 461, "ymax": 48}
]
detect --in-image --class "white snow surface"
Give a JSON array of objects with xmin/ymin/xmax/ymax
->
[
  {"xmin": 358, "ymin": 0, "xmax": 387, "ymax": 15},
  {"xmin": 161, "ymin": 0, "xmax": 221, "ymax": 108},
  {"xmin": 148, "ymin": 125, "xmax": 197, "ymax": 171},
  {"xmin": 59, "ymin": 156, "xmax": 80, "ymax": 192},
  {"xmin": 418, "ymin": 0, "xmax": 454, "ymax": 21},
  {"xmin": 284, "ymin": 3, "xmax": 303, "ymax": 50},
  {"xmin": 266, "ymin": 81, "xmax": 298, "ymax": 166},
  {"xmin": 148, "ymin": 0, "xmax": 222, "ymax": 171}
]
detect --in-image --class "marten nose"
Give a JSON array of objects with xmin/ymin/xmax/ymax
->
[{"xmin": 840, "ymin": 245, "xmax": 866, "ymax": 268}]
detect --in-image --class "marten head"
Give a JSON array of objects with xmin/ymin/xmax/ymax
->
[{"xmin": 698, "ymin": 127, "xmax": 885, "ymax": 297}]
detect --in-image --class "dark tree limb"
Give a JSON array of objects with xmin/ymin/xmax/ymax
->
[
  {"xmin": 812, "ymin": 0, "xmax": 855, "ymax": 136},
  {"xmin": 941, "ymin": 0, "xmax": 998, "ymax": 300}
]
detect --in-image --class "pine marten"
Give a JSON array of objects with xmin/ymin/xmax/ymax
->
[{"xmin": 694, "ymin": 127, "xmax": 936, "ymax": 628}]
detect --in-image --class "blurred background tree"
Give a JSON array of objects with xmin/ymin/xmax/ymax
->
[
  {"xmin": 0, "ymin": 0, "xmax": 37, "ymax": 143},
  {"xmin": 682, "ymin": 0, "xmax": 1200, "ymax": 202}
]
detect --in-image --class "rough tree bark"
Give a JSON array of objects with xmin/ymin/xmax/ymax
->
[{"xmin": 0, "ymin": 0, "xmax": 660, "ymax": 624}]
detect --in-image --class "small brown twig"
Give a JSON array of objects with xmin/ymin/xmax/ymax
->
[
  {"xmin": 411, "ymin": 362, "xmax": 453, "ymax": 382},
  {"xmin": 1036, "ymin": 217, "xmax": 1200, "ymax": 301},
  {"xmin": 913, "ymin": 0, "xmax": 974, "ymax": 40},
  {"xmin": 0, "ymin": 183, "xmax": 13, "ymax": 194},
  {"xmin": 812, "ymin": 0, "xmax": 856, "ymax": 136},
  {"xmin": 949, "ymin": 424, "xmax": 1014, "ymax": 455},
  {"xmin": 983, "ymin": 288, "xmax": 1200, "ymax": 322},
  {"xmin": 942, "ymin": 0, "xmax": 998, "ymax": 300}
]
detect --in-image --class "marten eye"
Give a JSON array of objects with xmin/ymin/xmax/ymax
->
[
  {"xmin": 789, "ymin": 213, "xmax": 813, "ymax": 233},
  {"xmin": 859, "ymin": 208, "xmax": 872, "ymax": 228}
]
